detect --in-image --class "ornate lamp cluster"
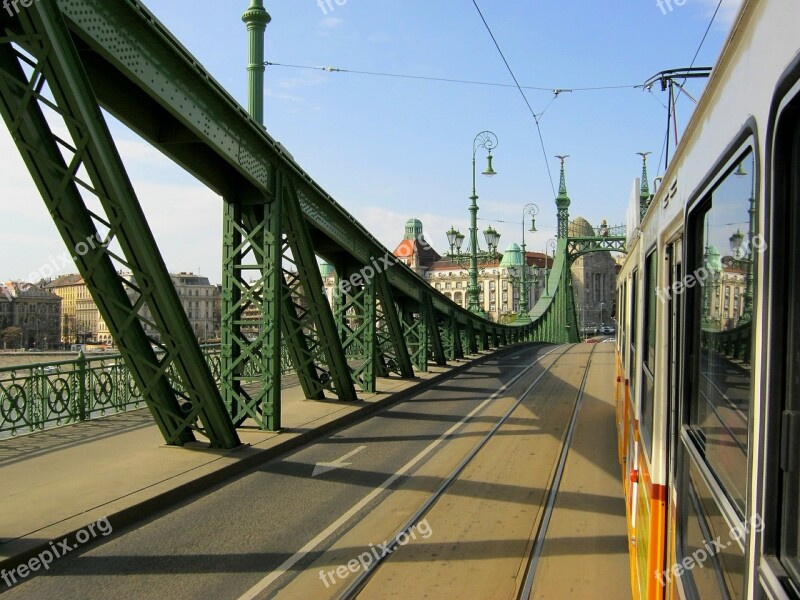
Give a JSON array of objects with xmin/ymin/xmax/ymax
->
[{"xmin": 443, "ymin": 131, "xmax": 502, "ymax": 316}]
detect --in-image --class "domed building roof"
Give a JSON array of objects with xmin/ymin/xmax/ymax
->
[
  {"xmin": 568, "ymin": 216, "xmax": 595, "ymax": 237},
  {"xmin": 393, "ymin": 218, "xmax": 441, "ymax": 272},
  {"xmin": 499, "ymin": 243, "xmax": 523, "ymax": 268},
  {"xmin": 404, "ymin": 219, "xmax": 424, "ymax": 240},
  {"xmin": 319, "ymin": 263, "xmax": 334, "ymax": 277}
]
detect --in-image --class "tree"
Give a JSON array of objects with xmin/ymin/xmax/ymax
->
[{"xmin": 1, "ymin": 326, "xmax": 24, "ymax": 349}]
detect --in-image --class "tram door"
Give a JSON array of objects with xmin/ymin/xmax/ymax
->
[{"xmin": 665, "ymin": 238, "xmax": 682, "ymax": 600}]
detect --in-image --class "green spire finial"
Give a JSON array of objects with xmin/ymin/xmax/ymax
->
[
  {"xmin": 555, "ymin": 155, "xmax": 571, "ymax": 238},
  {"xmin": 637, "ymin": 152, "xmax": 652, "ymax": 200},
  {"xmin": 556, "ymin": 154, "xmax": 570, "ymax": 201},
  {"xmin": 637, "ymin": 152, "xmax": 652, "ymax": 218}
]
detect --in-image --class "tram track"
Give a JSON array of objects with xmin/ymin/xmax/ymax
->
[
  {"xmin": 517, "ymin": 344, "xmax": 596, "ymax": 599},
  {"xmin": 237, "ymin": 342, "xmax": 567, "ymax": 600},
  {"xmin": 330, "ymin": 343, "xmax": 596, "ymax": 600}
]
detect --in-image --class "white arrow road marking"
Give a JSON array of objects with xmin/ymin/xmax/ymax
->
[
  {"xmin": 238, "ymin": 345, "xmax": 559, "ymax": 600},
  {"xmin": 312, "ymin": 445, "xmax": 367, "ymax": 477}
]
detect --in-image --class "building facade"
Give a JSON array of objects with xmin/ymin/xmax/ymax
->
[
  {"xmin": 568, "ymin": 217, "xmax": 619, "ymax": 332},
  {"xmin": 47, "ymin": 272, "xmax": 220, "ymax": 345},
  {"xmin": 127, "ymin": 272, "xmax": 219, "ymax": 342},
  {"xmin": 46, "ymin": 274, "xmax": 97, "ymax": 344},
  {"xmin": 424, "ymin": 246, "xmax": 550, "ymax": 323},
  {"xmin": 0, "ymin": 281, "xmax": 61, "ymax": 349}
]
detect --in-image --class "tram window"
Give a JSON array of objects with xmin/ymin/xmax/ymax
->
[
  {"xmin": 641, "ymin": 251, "xmax": 658, "ymax": 451},
  {"xmin": 687, "ymin": 148, "xmax": 755, "ymax": 518},
  {"xmin": 681, "ymin": 459, "xmax": 746, "ymax": 599},
  {"xmin": 778, "ymin": 114, "xmax": 800, "ymax": 585}
]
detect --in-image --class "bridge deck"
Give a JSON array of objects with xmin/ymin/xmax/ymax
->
[
  {"xmin": 0, "ymin": 359, "xmax": 479, "ymax": 570},
  {"xmin": 0, "ymin": 344, "xmax": 630, "ymax": 599}
]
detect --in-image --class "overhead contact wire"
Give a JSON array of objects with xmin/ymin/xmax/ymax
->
[{"xmin": 470, "ymin": 0, "xmax": 556, "ymax": 197}]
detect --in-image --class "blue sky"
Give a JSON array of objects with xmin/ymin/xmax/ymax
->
[{"xmin": 0, "ymin": 0, "xmax": 742, "ymax": 283}]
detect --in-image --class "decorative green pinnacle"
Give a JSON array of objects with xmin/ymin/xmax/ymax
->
[
  {"xmin": 555, "ymin": 154, "xmax": 571, "ymax": 206},
  {"xmin": 555, "ymin": 155, "xmax": 571, "ymax": 238},
  {"xmin": 637, "ymin": 152, "xmax": 652, "ymax": 219}
]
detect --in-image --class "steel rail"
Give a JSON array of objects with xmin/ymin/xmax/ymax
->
[
  {"xmin": 517, "ymin": 344, "xmax": 597, "ymax": 599},
  {"xmin": 334, "ymin": 343, "xmax": 575, "ymax": 600}
]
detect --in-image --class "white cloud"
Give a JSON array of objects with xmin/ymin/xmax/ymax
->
[
  {"xmin": 0, "ymin": 122, "xmax": 225, "ymax": 282},
  {"xmin": 276, "ymin": 71, "xmax": 326, "ymax": 90},
  {"xmin": 319, "ymin": 16, "xmax": 343, "ymax": 30}
]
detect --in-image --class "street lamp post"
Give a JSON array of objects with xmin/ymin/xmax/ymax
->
[
  {"xmin": 466, "ymin": 131, "xmax": 498, "ymax": 315},
  {"xmin": 544, "ymin": 238, "xmax": 556, "ymax": 295},
  {"xmin": 733, "ymin": 159, "xmax": 755, "ymax": 322},
  {"xmin": 516, "ymin": 203, "xmax": 539, "ymax": 324}
]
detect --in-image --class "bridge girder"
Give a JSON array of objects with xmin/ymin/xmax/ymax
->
[{"xmin": 0, "ymin": 0, "xmax": 568, "ymax": 447}]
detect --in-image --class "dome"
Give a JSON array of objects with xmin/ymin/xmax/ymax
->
[
  {"xmin": 568, "ymin": 216, "xmax": 595, "ymax": 237},
  {"xmin": 404, "ymin": 219, "xmax": 424, "ymax": 240},
  {"xmin": 319, "ymin": 263, "xmax": 334, "ymax": 277},
  {"xmin": 499, "ymin": 243, "xmax": 523, "ymax": 268}
]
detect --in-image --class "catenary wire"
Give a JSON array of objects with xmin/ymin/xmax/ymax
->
[
  {"xmin": 263, "ymin": 61, "xmax": 640, "ymax": 94},
  {"xmin": 470, "ymin": 0, "xmax": 557, "ymax": 196}
]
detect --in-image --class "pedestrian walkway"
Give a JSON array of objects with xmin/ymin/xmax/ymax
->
[{"xmin": 0, "ymin": 354, "xmax": 497, "ymax": 573}]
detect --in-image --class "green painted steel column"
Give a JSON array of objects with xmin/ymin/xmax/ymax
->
[
  {"xmin": 242, "ymin": 1, "xmax": 271, "ymax": 125},
  {"xmin": 375, "ymin": 273, "xmax": 414, "ymax": 378},
  {"xmin": 410, "ymin": 304, "xmax": 429, "ymax": 372},
  {"xmin": 221, "ymin": 188, "xmax": 283, "ymax": 430},
  {"xmin": 281, "ymin": 181, "xmax": 356, "ymax": 402},
  {"xmin": 0, "ymin": 5, "xmax": 238, "ymax": 448},
  {"xmin": 424, "ymin": 295, "xmax": 446, "ymax": 366},
  {"xmin": 466, "ymin": 320, "xmax": 478, "ymax": 354}
]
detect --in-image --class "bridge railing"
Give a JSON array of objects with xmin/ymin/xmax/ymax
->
[
  {"xmin": 700, "ymin": 322, "xmax": 752, "ymax": 364},
  {"xmin": 0, "ymin": 345, "xmax": 294, "ymax": 438}
]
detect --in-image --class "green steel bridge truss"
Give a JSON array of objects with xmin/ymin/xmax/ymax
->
[{"xmin": 0, "ymin": 0, "xmax": 623, "ymax": 449}]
